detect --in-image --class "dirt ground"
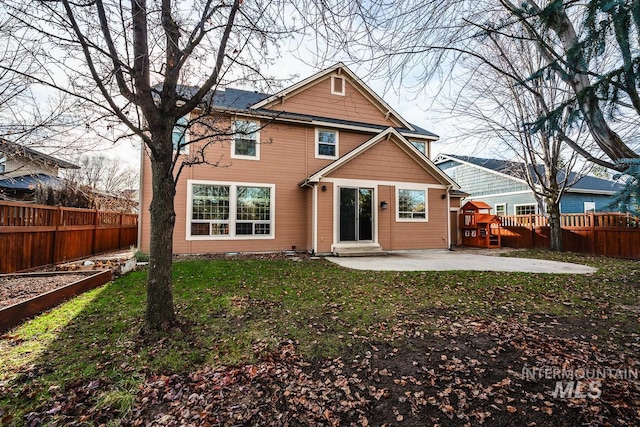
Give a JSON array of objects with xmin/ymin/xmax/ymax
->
[{"xmin": 0, "ymin": 274, "xmax": 90, "ymax": 309}]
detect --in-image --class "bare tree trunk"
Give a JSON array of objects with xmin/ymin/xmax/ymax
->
[
  {"xmin": 546, "ymin": 197, "xmax": 562, "ymax": 252},
  {"xmin": 144, "ymin": 134, "xmax": 176, "ymax": 331}
]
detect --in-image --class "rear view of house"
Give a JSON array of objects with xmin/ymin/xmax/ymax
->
[{"xmin": 138, "ymin": 63, "xmax": 462, "ymax": 255}]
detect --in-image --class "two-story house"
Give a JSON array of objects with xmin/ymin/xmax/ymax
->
[
  {"xmin": 434, "ymin": 154, "xmax": 624, "ymax": 215},
  {"xmin": 138, "ymin": 63, "xmax": 462, "ymax": 256}
]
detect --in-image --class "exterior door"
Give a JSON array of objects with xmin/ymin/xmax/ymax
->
[{"xmin": 339, "ymin": 187, "xmax": 373, "ymax": 242}]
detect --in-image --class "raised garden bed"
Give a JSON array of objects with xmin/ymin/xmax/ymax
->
[{"xmin": 0, "ymin": 270, "xmax": 112, "ymax": 333}]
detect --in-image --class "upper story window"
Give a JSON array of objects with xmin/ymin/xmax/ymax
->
[
  {"xmin": 397, "ymin": 188, "xmax": 428, "ymax": 221},
  {"xmin": 172, "ymin": 116, "xmax": 189, "ymax": 154},
  {"xmin": 316, "ymin": 129, "xmax": 339, "ymax": 159},
  {"xmin": 232, "ymin": 120, "xmax": 260, "ymax": 160},
  {"xmin": 410, "ymin": 141, "xmax": 426, "ymax": 155},
  {"xmin": 331, "ymin": 76, "xmax": 345, "ymax": 96}
]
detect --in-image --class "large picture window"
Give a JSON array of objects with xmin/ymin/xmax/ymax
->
[
  {"xmin": 188, "ymin": 181, "xmax": 274, "ymax": 239},
  {"xmin": 397, "ymin": 188, "xmax": 427, "ymax": 220},
  {"xmin": 316, "ymin": 129, "xmax": 339, "ymax": 158},
  {"xmin": 232, "ymin": 120, "xmax": 260, "ymax": 160}
]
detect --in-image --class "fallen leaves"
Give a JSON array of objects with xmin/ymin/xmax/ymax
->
[{"xmin": 112, "ymin": 316, "xmax": 639, "ymax": 426}]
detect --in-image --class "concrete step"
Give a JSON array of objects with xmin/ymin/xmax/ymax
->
[{"xmin": 333, "ymin": 244, "xmax": 386, "ymax": 257}]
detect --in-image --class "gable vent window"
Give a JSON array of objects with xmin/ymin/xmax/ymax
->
[{"xmin": 331, "ymin": 76, "xmax": 345, "ymax": 96}]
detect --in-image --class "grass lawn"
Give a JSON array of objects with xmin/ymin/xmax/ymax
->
[{"xmin": 0, "ymin": 250, "xmax": 638, "ymax": 426}]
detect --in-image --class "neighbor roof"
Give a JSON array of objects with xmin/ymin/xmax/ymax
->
[
  {"xmin": 436, "ymin": 154, "xmax": 624, "ymax": 194},
  {"xmin": 0, "ymin": 173, "xmax": 66, "ymax": 190},
  {"xmin": 0, "ymin": 139, "xmax": 79, "ymax": 169}
]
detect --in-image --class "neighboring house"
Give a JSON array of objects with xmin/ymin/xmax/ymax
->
[
  {"xmin": 0, "ymin": 139, "xmax": 79, "ymax": 200},
  {"xmin": 138, "ymin": 63, "xmax": 463, "ymax": 255},
  {"xmin": 434, "ymin": 154, "xmax": 624, "ymax": 215}
]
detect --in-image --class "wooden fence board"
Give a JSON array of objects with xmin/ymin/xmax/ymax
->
[
  {"xmin": 498, "ymin": 213, "xmax": 640, "ymax": 260},
  {"xmin": 0, "ymin": 201, "xmax": 137, "ymax": 273}
]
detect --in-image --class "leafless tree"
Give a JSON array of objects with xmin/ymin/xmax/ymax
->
[
  {"xmin": 298, "ymin": 0, "xmax": 639, "ymax": 170},
  {"xmin": 1, "ymin": 8, "xmax": 99, "ymax": 171},
  {"xmin": 452, "ymin": 31, "xmax": 591, "ymax": 250},
  {"xmin": 1, "ymin": 0, "xmax": 294, "ymax": 331},
  {"xmin": 64, "ymin": 154, "xmax": 139, "ymax": 194}
]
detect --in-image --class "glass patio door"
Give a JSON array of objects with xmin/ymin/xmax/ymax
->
[{"xmin": 339, "ymin": 187, "xmax": 373, "ymax": 242}]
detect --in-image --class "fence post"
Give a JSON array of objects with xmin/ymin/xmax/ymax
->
[
  {"xmin": 52, "ymin": 205, "xmax": 61, "ymax": 264},
  {"xmin": 530, "ymin": 214, "xmax": 535, "ymax": 247},
  {"xmin": 118, "ymin": 212, "xmax": 123, "ymax": 249},
  {"xmin": 92, "ymin": 208, "xmax": 99, "ymax": 255},
  {"xmin": 590, "ymin": 212, "xmax": 596, "ymax": 255}
]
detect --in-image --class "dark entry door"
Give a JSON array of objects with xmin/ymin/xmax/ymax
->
[{"xmin": 339, "ymin": 187, "xmax": 373, "ymax": 242}]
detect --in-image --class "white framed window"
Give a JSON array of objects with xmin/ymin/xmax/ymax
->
[
  {"xmin": 187, "ymin": 180, "xmax": 275, "ymax": 240},
  {"xmin": 515, "ymin": 203, "xmax": 537, "ymax": 215},
  {"xmin": 331, "ymin": 76, "xmax": 345, "ymax": 96},
  {"xmin": 495, "ymin": 203, "xmax": 506, "ymax": 216},
  {"xmin": 410, "ymin": 141, "xmax": 426, "ymax": 155},
  {"xmin": 172, "ymin": 116, "xmax": 189, "ymax": 154},
  {"xmin": 316, "ymin": 128, "xmax": 339, "ymax": 159},
  {"xmin": 584, "ymin": 201, "xmax": 596, "ymax": 213},
  {"xmin": 396, "ymin": 187, "xmax": 428, "ymax": 221},
  {"xmin": 232, "ymin": 120, "xmax": 260, "ymax": 160}
]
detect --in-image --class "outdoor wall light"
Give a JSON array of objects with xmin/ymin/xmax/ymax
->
[
  {"xmin": 441, "ymin": 193, "xmax": 447, "ymax": 199},
  {"xmin": 321, "ymin": 185, "xmax": 327, "ymax": 192},
  {"xmin": 380, "ymin": 201, "xmax": 388, "ymax": 210}
]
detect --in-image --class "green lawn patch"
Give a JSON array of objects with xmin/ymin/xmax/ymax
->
[{"xmin": 0, "ymin": 251, "xmax": 638, "ymax": 425}]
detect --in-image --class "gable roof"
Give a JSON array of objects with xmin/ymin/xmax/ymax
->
[
  {"xmin": 250, "ymin": 63, "xmax": 415, "ymax": 131},
  {"xmin": 301, "ymin": 127, "xmax": 458, "ymax": 188},
  {"xmin": 0, "ymin": 139, "xmax": 79, "ymax": 169},
  {"xmin": 179, "ymin": 86, "xmax": 438, "ymax": 139},
  {"xmin": 434, "ymin": 154, "xmax": 624, "ymax": 195}
]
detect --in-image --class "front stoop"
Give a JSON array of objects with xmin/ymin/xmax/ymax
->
[{"xmin": 332, "ymin": 243, "xmax": 386, "ymax": 257}]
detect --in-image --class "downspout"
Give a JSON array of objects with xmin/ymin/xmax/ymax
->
[
  {"xmin": 446, "ymin": 185, "xmax": 452, "ymax": 250},
  {"xmin": 137, "ymin": 142, "xmax": 145, "ymax": 252},
  {"xmin": 312, "ymin": 183, "xmax": 318, "ymax": 254}
]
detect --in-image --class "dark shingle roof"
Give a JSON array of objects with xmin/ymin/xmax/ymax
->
[
  {"xmin": 176, "ymin": 86, "xmax": 438, "ymax": 138},
  {"xmin": 442, "ymin": 154, "xmax": 624, "ymax": 194},
  {"xmin": 0, "ymin": 173, "xmax": 65, "ymax": 190}
]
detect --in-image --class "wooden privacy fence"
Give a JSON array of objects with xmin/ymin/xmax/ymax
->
[
  {"xmin": 0, "ymin": 201, "xmax": 138, "ymax": 273},
  {"xmin": 499, "ymin": 213, "xmax": 640, "ymax": 259}
]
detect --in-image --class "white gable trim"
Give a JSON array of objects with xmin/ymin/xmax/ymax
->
[
  {"xmin": 304, "ymin": 127, "xmax": 458, "ymax": 188},
  {"xmin": 250, "ymin": 63, "xmax": 415, "ymax": 131}
]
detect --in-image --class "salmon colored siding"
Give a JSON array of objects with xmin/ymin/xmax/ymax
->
[
  {"xmin": 377, "ymin": 185, "xmax": 393, "ymax": 250},
  {"xmin": 266, "ymin": 76, "xmax": 400, "ymax": 128},
  {"xmin": 329, "ymin": 138, "xmax": 443, "ymax": 184},
  {"xmin": 386, "ymin": 190, "xmax": 449, "ymax": 250},
  {"xmin": 316, "ymin": 182, "xmax": 334, "ymax": 253}
]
